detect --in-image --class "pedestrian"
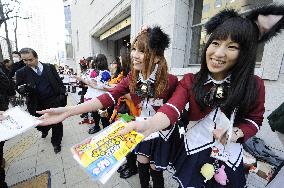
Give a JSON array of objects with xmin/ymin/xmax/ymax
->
[
  {"xmin": 0, "ymin": 62, "xmax": 16, "ymax": 187},
  {"xmin": 36, "ymin": 26, "xmax": 178, "ymax": 188},
  {"xmin": 72, "ymin": 54, "xmax": 111, "ymax": 134},
  {"xmin": 109, "ymin": 56, "xmax": 122, "ymax": 83},
  {"xmin": 15, "ymin": 48, "xmax": 67, "ymax": 154},
  {"xmin": 9, "ymin": 51, "xmax": 25, "ymax": 78},
  {"xmin": 121, "ymin": 5, "xmax": 284, "ymax": 188}
]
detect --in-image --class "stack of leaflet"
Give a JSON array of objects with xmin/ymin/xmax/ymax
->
[
  {"xmin": 71, "ymin": 119, "xmax": 144, "ymax": 183},
  {"xmin": 0, "ymin": 107, "xmax": 41, "ymax": 141}
]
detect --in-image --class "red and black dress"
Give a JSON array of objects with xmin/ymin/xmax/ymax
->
[
  {"xmin": 158, "ymin": 73, "xmax": 265, "ymax": 188},
  {"xmin": 97, "ymin": 73, "xmax": 178, "ymax": 167}
]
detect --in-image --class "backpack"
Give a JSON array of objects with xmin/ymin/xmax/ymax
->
[
  {"xmin": 243, "ymin": 136, "xmax": 284, "ymax": 167},
  {"xmin": 267, "ymin": 102, "xmax": 284, "ymax": 134},
  {"xmin": 109, "ymin": 96, "xmax": 140, "ymax": 123},
  {"xmin": 0, "ymin": 67, "xmax": 15, "ymax": 96}
]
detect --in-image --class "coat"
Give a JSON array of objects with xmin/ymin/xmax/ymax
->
[{"xmin": 16, "ymin": 63, "xmax": 66, "ymax": 115}]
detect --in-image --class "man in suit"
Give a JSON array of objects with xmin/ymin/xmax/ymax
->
[{"xmin": 16, "ymin": 48, "xmax": 67, "ymax": 153}]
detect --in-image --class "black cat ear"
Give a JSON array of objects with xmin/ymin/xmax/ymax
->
[
  {"xmin": 247, "ymin": 4, "xmax": 284, "ymax": 42},
  {"xmin": 149, "ymin": 26, "xmax": 170, "ymax": 56},
  {"xmin": 205, "ymin": 9, "xmax": 240, "ymax": 35}
]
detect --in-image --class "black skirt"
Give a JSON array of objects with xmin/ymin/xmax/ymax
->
[{"xmin": 170, "ymin": 140, "xmax": 246, "ymax": 188}]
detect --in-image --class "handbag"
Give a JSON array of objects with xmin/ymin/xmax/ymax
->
[{"xmin": 267, "ymin": 102, "xmax": 284, "ymax": 134}]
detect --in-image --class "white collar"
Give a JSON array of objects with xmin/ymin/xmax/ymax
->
[
  {"xmin": 204, "ymin": 74, "xmax": 231, "ymax": 85},
  {"xmin": 31, "ymin": 62, "xmax": 43, "ymax": 73},
  {"xmin": 138, "ymin": 64, "xmax": 159, "ymax": 83}
]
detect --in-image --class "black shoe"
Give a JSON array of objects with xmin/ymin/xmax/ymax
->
[
  {"xmin": 41, "ymin": 132, "xmax": 48, "ymax": 138},
  {"xmin": 53, "ymin": 145, "xmax": 61, "ymax": 154},
  {"xmin": 88, "ymin": 126, "xmax": 100, "ymax": 134},
  {"xmin": 117, "ymin": 164, "xmax": 128, "ymax": 173},
  {"xmin": 120, "ymin": 168, "xmax": 138, "ymax": 179}
]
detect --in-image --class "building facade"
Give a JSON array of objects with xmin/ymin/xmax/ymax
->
[
  {"xmin": 16, "ymin": 0, "xmax": 65, "ymax": 64},
  {"xmin": 71, "ymin": 0, "xmax": 284, "ymax": 148}
]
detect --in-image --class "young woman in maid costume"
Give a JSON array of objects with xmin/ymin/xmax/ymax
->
[
  {"xmin": 122, "ymin": 4, "xmax": 284, "ymax": 188},
  {"xmin": 37, "ymin": 26, "xmax": 178, "ymax": 188}
]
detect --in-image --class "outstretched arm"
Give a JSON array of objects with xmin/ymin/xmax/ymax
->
[
  {"xmin": 72, "ymin": 75, "xmax": 98, "ymax": 89},
  {"xmin": 37, "ymin": 98, "xmax": 103, "ymax": 126},
  {"xmin": 121, "ymin": 112, "xmax": 170, "ymax": 137}
]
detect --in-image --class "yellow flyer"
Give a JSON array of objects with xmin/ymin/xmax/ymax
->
[{"xmin": 71, "ymin": 119, "xmax": 144, "ymax": 183}]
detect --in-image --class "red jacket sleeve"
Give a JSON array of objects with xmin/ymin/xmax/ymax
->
[
  {"xmin": 97, "ymin": 75, "xmax": 130, "ymax": 108},
  {"xmin": 238, "ymin": 76, "xmax": 265, "ymax": 142},
  {"xmin": 158, "ymin": 74, "xmax": 192, "ymax": 124}
]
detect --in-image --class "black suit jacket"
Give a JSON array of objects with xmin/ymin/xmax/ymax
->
[{"xmin": 16, "ymin": 63, "xmax": 66, "ymax": 115}]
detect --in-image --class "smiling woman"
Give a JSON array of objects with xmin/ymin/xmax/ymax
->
[
  {"xmin": 36, "ymin": 26, "xmax": 178, "ymax": 188},
  {"xmin": 120, "ymin": 5, "xmax": 284, "ymax": 188},
  {"xmin": 206, "ymin": 38, "xmax": 240, "ymax": 81},
  {"xmin": 131, "ymin": 47, "xmax": 145, "ymax": 71}
]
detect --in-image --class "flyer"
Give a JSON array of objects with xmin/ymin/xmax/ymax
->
[
  {"xmin": 0, "ymin": 106, "xmax": 42, "ymax": 141},
  {"xmin": 71, "ymin": 119, "xmax": 144, "ymax": 183}
]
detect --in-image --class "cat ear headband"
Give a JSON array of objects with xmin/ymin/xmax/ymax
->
[
  {"xmin": 148, "ymin": 26, "xmax": 170, "ymax": 56},
  {"xmin": 138, "ymin": 26, "xmax": 170, "ymax": 56},
  {"xmin": 205, "ymin": 4, "xmax": 284, "ymax": 43}
]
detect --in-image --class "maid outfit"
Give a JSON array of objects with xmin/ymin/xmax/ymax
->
[{"xmin": 158, "ymin": 73, "xmax": 265, "ymax": 188}]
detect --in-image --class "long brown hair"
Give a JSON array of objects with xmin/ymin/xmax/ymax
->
[{"xmin": 129, "ymin": 31, "xmax": 168, "ymax": 98}]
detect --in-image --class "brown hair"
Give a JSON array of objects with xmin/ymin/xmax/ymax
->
[{"xmin": 129, "ymin": 31, "xmax": 168, "ymax": 98}]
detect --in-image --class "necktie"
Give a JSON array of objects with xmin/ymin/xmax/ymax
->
[{"xmin": 36, "ymin": 66, "xmax": 42, "ymax": 76}]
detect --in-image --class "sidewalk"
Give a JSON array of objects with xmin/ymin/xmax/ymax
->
[{"xmin": 3, "ymin": 93, "xmax": 269, "ymax": 188}]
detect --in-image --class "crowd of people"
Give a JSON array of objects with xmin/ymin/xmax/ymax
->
[{"xmin": 0, "ymin": 4, "xmax": 284, "ymax": 188}]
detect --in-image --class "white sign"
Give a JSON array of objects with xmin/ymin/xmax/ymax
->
[{"xmin": 0, "ymin": 107, "xmax": 41, "ymax": 141}]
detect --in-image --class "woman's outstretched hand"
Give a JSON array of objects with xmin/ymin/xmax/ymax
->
[
  {"xmin": 120, "ymin": 120, "xmax": 153, "ymax": 138},
  {"xmin": 36, "ymin": 107, "xmax": 71, "ymax": 126}
]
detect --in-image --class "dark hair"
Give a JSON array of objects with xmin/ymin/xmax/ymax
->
[
  {"xmin": 19, "ymin": 48, "xmax": 38, "ymax": 58},
  {"xmin": 119, "ymin": 47, "xmax": 131, "ymax": 76},
  {"xmin": 12, "ymin": 51, "xmax": 21, "ymax": 57},
  {"xmin": 112, "ymin": 56, "xmax": 122, "ymax": 78},
  {"xmin": 3, "ymin": 59, "xmax": 10, "ymax": 64},
  {"xmin": 193, "ymin": 17, "xmax": 259, "ymax": 116},
  {"xmin": 95, "ymin": 54, "xmax": 109, "ymax": 71}
]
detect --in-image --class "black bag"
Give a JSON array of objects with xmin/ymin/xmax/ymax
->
[
  {"xmin": 0, "ymin": 68, "xmax": 15, "ymax": 96},
  {"xmin": 267, "ymin": 102, "xmax": 284, "ymax": 134},
  {"xmin": 243, "ymin": 136, "xmax": 284, "ymax": 167},
  {"xmin": 58, "ymin": 94, "xmax": 67, "ymax": 107},
  {"xmin": 117, "ymin": 99, "xmax": 130, "ymax": 114}
]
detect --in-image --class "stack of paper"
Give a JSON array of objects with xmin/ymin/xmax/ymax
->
[
  {"xmin": 0, "ymin": 107, "xmax": 41, "ymax": 141},
  {"xmin": 71, "ymin": 119, "xmax": 144, "ymax": 184}
]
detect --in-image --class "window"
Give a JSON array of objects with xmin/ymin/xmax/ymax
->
[
  {"xmin": 203, "ymin": 4, "xmax": 210, "ymax": 13},
  {"xmin": 215, "ymin": 0, "xmax": 222, "ymax": 8},
  {"xmin": 185, "ymin": 0, "xmax": 269, "ymax": 66}
]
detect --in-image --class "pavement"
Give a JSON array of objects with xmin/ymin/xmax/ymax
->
[{"xmin": 2, "ymin": 92, "xmax": 279, "ymax": 188}]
